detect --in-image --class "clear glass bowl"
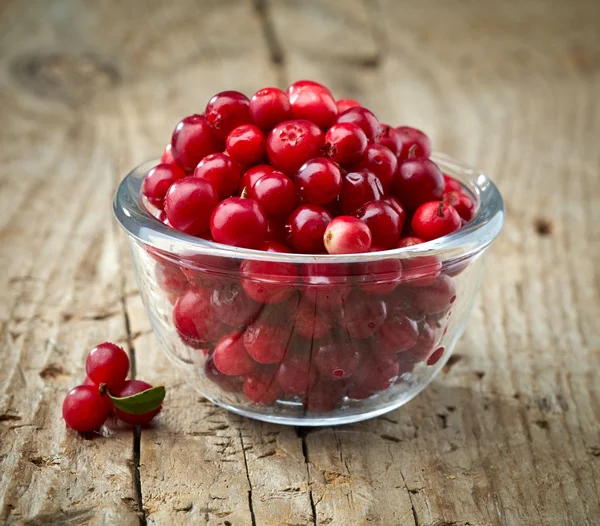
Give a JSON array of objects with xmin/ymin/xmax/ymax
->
[{"xmin": 113, "ymin": 153, "xmax": 504, "ymax": 426}]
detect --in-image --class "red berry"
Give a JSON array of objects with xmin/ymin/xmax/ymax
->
[
  {"xmin": 248, "ymin": 171, "xmax": 297, "ymax": 218},
  {"xmin": 211, "ymin": 280, "xmax": 262, "ymax": 327},
  {"xmin": 405, "ymin": 274, "xmax": 456, "ymax": 315},
  {"xmin": 393, "ymin": 158, "xmax": 444, "ymax": 211},
  {"xmin": 396, "ymin": 237, "xmax": 442, "ymax": 287},
  {"xmin": 378, "ymin": 125, "xmax": 402, "ymax": 156},
  {"xmin": 173, "ymin": 288, "xmax": 226, "ymax": 347},
  {"xmin": 249, "ymin": 87, "xmax": 292, "ymax": 130},
  {"xmin": 239, "ymin": 164, "xmax": 275, "ymax": 193},
  {"xmin": 194, "ymin": 153, "xmax": 242, "ymax": 200},
  {"xmin": 286, "ymin": 80, "xmax": 331, "ymax": 99},
  {"xmin": 86, "ymin": 342, "xmax": 130, "ymax": 391},
  {"xmin": 381, "ymin": 196, "xmax": 406, "ymax": 229},
  {"xmin": 113, "ymin": 380, "xmax": 162, "ymax": 426},
  {"xmin": 443, "ymin": 191, "xmax": 475, "ymax": 222},
  {"xmin": 355, "ymin": 257, "xmax": 403, "ymax": 295},
  {"xmin": 411, "ymin": 201, "xmax": 461, "ymax": 241},
  {"xmin": 210, "ymin": 197, "xmax": 267, "ymax": 248},
  {"xmin": 324, "ymin": 216, "xmax": 372, "ymax": 254},
  {"xmin": 285, "ymin": 204, "xmax": 333, "ymax": 253},
  {"xmin": 335, "ymin": 98, "xmax": 360, "ymax": 113},
  {"xmin": 165, "ymin": 178, "xmax": 218, "ymax": 235},
  {"xmin": 338, "ymin": 290, "xmax": 387, "ymax": 338},
  {"xmin": 171, "ymin": 114, "xmax": 221, "ymax": 172},
  {"xmin": 205, "ymin": 91, "xmax": 251, "ymax": 141},
  {"xmin": 395, "ymin": 126, "xmax": 432, "ymax": 160},
  {"xmin": 293, "ymin": 298, "xmax": 332, "ymax": 339},
  {"xmin": 397, "ymin": 236, "xmax": 425, "ymax": 248},
  {"xmin": 160, "ymin": 143, "xmax": 175, "ymax": 165},
  {"xmin": 302, "ymin": 262, "xmax": 352, "ymax": 310},
  {"xmin": 243, "ymin": 322, "xmax": 290, "ymax": 364},
  {"xmin": 322, "ymin": 122, "xmax": 367, "ymax": 166},
  {"xmin": 226, "ymin": 124, "xmax": 266, "ymax": 166},
  {"xmin": 288, "ymin": 82, "xmax": 338, "ymax": 129},
  {"xmin": 339, "ymin": 170, "xmax": 384, "ymax": 215},
  {"xmin": 306, "ymin": 377, "xmax": 346, "ymax": 412},
  {"xmin": 204, "ymin": 359, "xmax": 243, "ymax": 393},
  {"xmin": 295, "ymin": 157, "xmax": 342, "ymax": 205},
  {"xmin": 276, "ymin": 353, "xmax": 318, "ymax": 396},
  {"xmin": 267, "ymin": 119, "xmax": 324, "ymax": 176},
  {"xmin": 336, "ymin": 107, "xmax": 381, "ymax": 142},
  {"xmin": 155, "ymin": 262, "xmax": 188, "ymax": 295},
  {"xmin": 355, "ymin": 201, "xmax": 402, "ymax": 249},
  {"xmin": 142, "ymin": 163, "xmax": 186, "ymax": 209},
  {"xmin": 443, "ymin": 174, "xmax": 462, "ymax": 193},
  {"xmin": 376, "ymin": 311, "xmax": 419, "ymax": 356},
  {"xmin": 63, "ymin": 385, "xmax": 112, "ymax": 432},
  {"xmin": 314, "ymin": 340, "xmax": 360, "ymax": 379},
  {"xmin": 355, "ymin": 143, "xmax": 397, "ymax": 193},
  {"xmin": 402, "ymin": 322, "xmax": 436, "ymax": 364},
  {"xmin": 244, "ymin": 370, "xmax": 282, "ymax": 405},
  {"xmin": 347, "ymin": 357, "xmax": 399, "ymax": 398},
  {"xmin": 427, "ymin": 346, "xmax": 445, "ymax": 366},
  {"xmin": 213, "ymin": 330, "xmax": 256, "ymax": 375},
  {"xmin": 265, "ymin": 218, "xmax": 287, "ymax": 244}
]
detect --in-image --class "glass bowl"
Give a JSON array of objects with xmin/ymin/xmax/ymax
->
[{"xmin": 113, "ymin": 153, "xmax": 504, "ymax": 426}]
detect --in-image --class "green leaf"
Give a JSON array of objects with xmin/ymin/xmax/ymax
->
[{"xmin": 109, "ymin": 386, "xmax": 165, "ymax": 415}]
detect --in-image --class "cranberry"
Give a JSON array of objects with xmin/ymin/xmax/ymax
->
[
  {"xmin": 322, "ymin": 123, "xmax": 368, "ymax": 166},
  {"xmin": 293, "ymin": 298, "xmax": 332, "ymax": 339},
  {"xmin": 62, "ymin": 385, "xmax": 112, "ymax": 432},
  {"xmin": 339, "ymin": 170, "xmax": 384, "ymax": 215},
  {"xmin": 397, "ymin": 236, "xmax": 425, "ymax": 248},
  {"xmin": 355, "ymin": 257, "xmax": 403, "ymax": 295},
  {"xmin": 395, "ymin": 126, "xmax": 432, "ymax": 160},
  {"xmin": 302, "ymin": 262, "xmax": 352, "ymax": 310},
  {"xmin": 411, "ymin": 201, "xmax": 461, "ymax": 240},
  {"xmin": 142, "ymin": 163, "xmax": 186, "ymax": 209},
  {"xmin": 405, "ymin": 274, "xmax": 456, "ymax": 315},
  {"xmin": 173, "ymin": 288, "xmax": 225, "ymax": 347},
  {"xmin": 239, "ymin": 243, "xmax": 297, "ymax": 304},
  {"xmin": 211, "ymin": 280, "xmax": 262, "ymax": 327},
  {"xmin": 286, "ymin": 80, "xmax": 331, "ymax": 99},
  {"xmin": 443, "ymin": 174, "xmax": 462, "ymax": 193},
  {"xmin": 355, "ymin": 144, "xmax": 397, "ymax": 193},
  {"xmin": 427, "ymin": 346, "xmax": 445, "ymax": 366},
  {"xmin": 193, "ymin": 153, "xmax": 241, "ymax": 200},
  {"xmin": 393, "ymin": 158, "xmax": 444, "ymax": 211},
  {"xmin": 160, "ymin": 143, "xmax": 175, "ymax": 164},
  {"xmin": 285, "ymin": 204, "xmax": 332, "ymax": 253},
  {"xmin": 306, "ymin": 377, "xmax": 346, "ymax": 412},
  {"xmin": 381, "ymin": 196, "xmax": 406, "ymax": 229},
  {"xmin": 401, "ymin": 257, "xmax": 442, "ymax": 287},
  {"xmin": 225, "ymin": 124, "xmax": 266, "ymax": 166},
  {"xmin": 295, "ymin": 157, "xmax": 342, "ymax": 205},
  {"xmin": 155, "ymin": 262, "xmax": 188, "ymax": 295},
  {"xmin": 376, "ymin": 311, "xmax": 419, "ymax": 356},
  {"xmin": 347, "ymin": 357, "xmax": 399, "ymax": 399},
  {"xmin": 338, "ymin": 290, "xmax": 387, "ymax": 339},
  {"xmin": 288, "ymin": 83, "xmax": 338, "ymax": 129},
  {"xmin": 265, "ymin": 218, "xmax": 287, "ymax": 244},
  {"xmin": 86, "ymin": 342, "xmax": 130, "ymax": 391},
  {"xmin": 249, "ymin": 87, "xmax": 291, "ymax": 130},
  {"xmin": 210, "ymin": 197, "xmax": 267, "ymax": 248},
  {"xmin": 205, "ymin": 91, "xmax": 251, "ymax": 141},
  {"xmin": 171, "ymin": 114, "xmax": 221, "ymax": 172},
  {"xmin": 336, "ymin": 107, "xmax": 381, "ymax": 142},
  {"xmin": 248, "ymin": 171, "xmax": 297, "ymax": 218},
  {"xmin": 378, "ymin": 125, "xmax": 403, "ymax": 156},
  {"xmin": 204, "ymin": 359, "xmax": 243, "ymax": 393},
  {"xmin": 276, "ymin": 353, "xmax": 318, "ymax": 396},
  {"xmin": 267, "ymin": 119, "xmax": 324, "ymax": 176},
  {"xmin": 239, "ymin": 164, "xmax": 275, "ymax": 193},
  {"xmin": 113, "ymin": 380, "xmax": 162, "ymax": 426},
  {"xmin": 244, "ymin": 370, "xmax": 282, "ymax": 405},
  {"xmin": 165, "ymin": 178, "xmax": 218, "ymax": 235},
  {"xmin": 314, "ymin": 340, "xmax": 360, "ymax": 379},
  {"xmin": 335, "ymin": 98, "xmax": 361, "ymax": 113},
  {"xmin": 355, "ymin": 201, "xmax": 402, "ymax": 249},
  {"xmin": 243, "ymin": 322, "xmax": 290, "ymax": 364},
  {"xmin": 443, "ymin": 191, "xmax": 475, "ymax": 222},
  {"xmin": 323, "ymin": 216, "xmax": 372, "ymax": 254},
  {"xmin": 213, "ymin": 330, "xmax": 256, "ymax": 375},
  {"xmin": 403, "ymin": 322, "xmax": 436, "ymax": 364}
]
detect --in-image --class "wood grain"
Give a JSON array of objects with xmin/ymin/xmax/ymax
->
[{"xmin": 1, "ymin": 0, "xmax": 599, "ymax": 524}]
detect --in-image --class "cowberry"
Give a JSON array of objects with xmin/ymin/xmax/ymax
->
[
  {"xmin": 324, "ymin": 216, "xmax": 372, "ymax": 254},
  {"xmin": 395, "ymin": 126, "xmax": 432, "ymax": 160},
  {"xmin": 322, "ymin": 122, "xmax": 368, "ymax": 166},
  {"xmin": 249, "ymin": 87, "xmax": 292, "ymax": 130},
  {"xmin": 113, "ymin": 380, "xmax": 162, "ymax": 426},
  {"xmin": 63, "ymin": 385, "xmax": 112, "ymax": 432},
  {"xmin": 442, "ymin": 191, "xmax": 475, "ymax": 222},
  {"xmin": 165, "ymin": 178, "xmax": 218, "ymax": 235},
  {"xmin": 285, "ymin": 204, "xmax": 333, "ymax": 253},
  {"xmin": 336, "ymin": 107, "xmax": 381, "ymax": 142},
  {"xmin": 142, "ymin": 163, "xmax": 186, "ymax": 209},
  {"xmin": 194, "ymin": 153, "xmax": 242, "ymax": 200},
  {"xmin": 247, "ymin": 171, "xmax": 297, "ymax": 218},
  {"xmin": 393, "ymin": 158, "xmax": 444, "ymax": 211},
  {"xmin": 411, "ymin": 201, "xmax": 461, "ymax": 241},
  {"xmin": 225, "ymin": 124, "xmax": 266, "ymax": 166},
  {"xmin": 288, "ymin": 82, "xmax": 338, "ymax": 129},
  {"xmin": 339, "ymin": 170, "xmax": 384, "ymax": 215},
  {"xmin": 267, "ymin": 119, "xmax": 324, "ymax": 176},
  {"xmin": 205, "ymin": 91, "xmax": 251, "ymax": 141},
  {"xmin": 86, "ymin": 342, "xmax": 130, "ymax": 391},
  {"xmin": 355, "ymin": 201, "xmax": 402, "ymax": 249},
  {"xmin": 210, "ymin": 197, "xmax": 267, "ymax": 248},
  {"xmin": 213, "ymin": 330, "xmax": 256, "ymax": 375},
  {"xmin": 295, "ymin": 157, "xmax": 342, "ymax": 205},
  {"xmin": 355, "ymin": 143, "xmax": 397, "ymax": 193},
  {"xmin": 171, "ymin": 114, "xmax": 221, "ymax": 172}
]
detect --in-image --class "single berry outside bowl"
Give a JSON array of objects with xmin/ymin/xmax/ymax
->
[{"xmin": 114, "ymin": 153, "xmax": 504, "ymax": 426}]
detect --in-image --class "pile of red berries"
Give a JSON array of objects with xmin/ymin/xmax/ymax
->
[
  {"xmin": 62, "ymin": 342, "xmax": 164, "ymax": 433},
  {"xmin": 139, "ymin": 80, "xmax": 473, "ymax": 413}
]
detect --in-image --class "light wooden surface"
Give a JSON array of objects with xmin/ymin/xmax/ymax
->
[{"xmin": 1, "ymin": 0, "xmax": 599, "ymax": 524}]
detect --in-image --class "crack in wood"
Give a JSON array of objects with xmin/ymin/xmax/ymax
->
[
  {"xmin": 238, "ymin": 429, "xmax": 257, "ymax": 526},
  {"xmin": 296, "ymin": 427, "xmax": 317, "ymax": 526}
]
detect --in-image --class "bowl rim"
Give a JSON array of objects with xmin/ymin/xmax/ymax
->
[{"xmin": 113, "ymin": 152, "xmax": 505, "ymax": 265}]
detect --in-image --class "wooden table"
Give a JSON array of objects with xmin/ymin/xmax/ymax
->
[{"xmin": 1, "ymin": 0, "xmax": 599, "ymax": 524}]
